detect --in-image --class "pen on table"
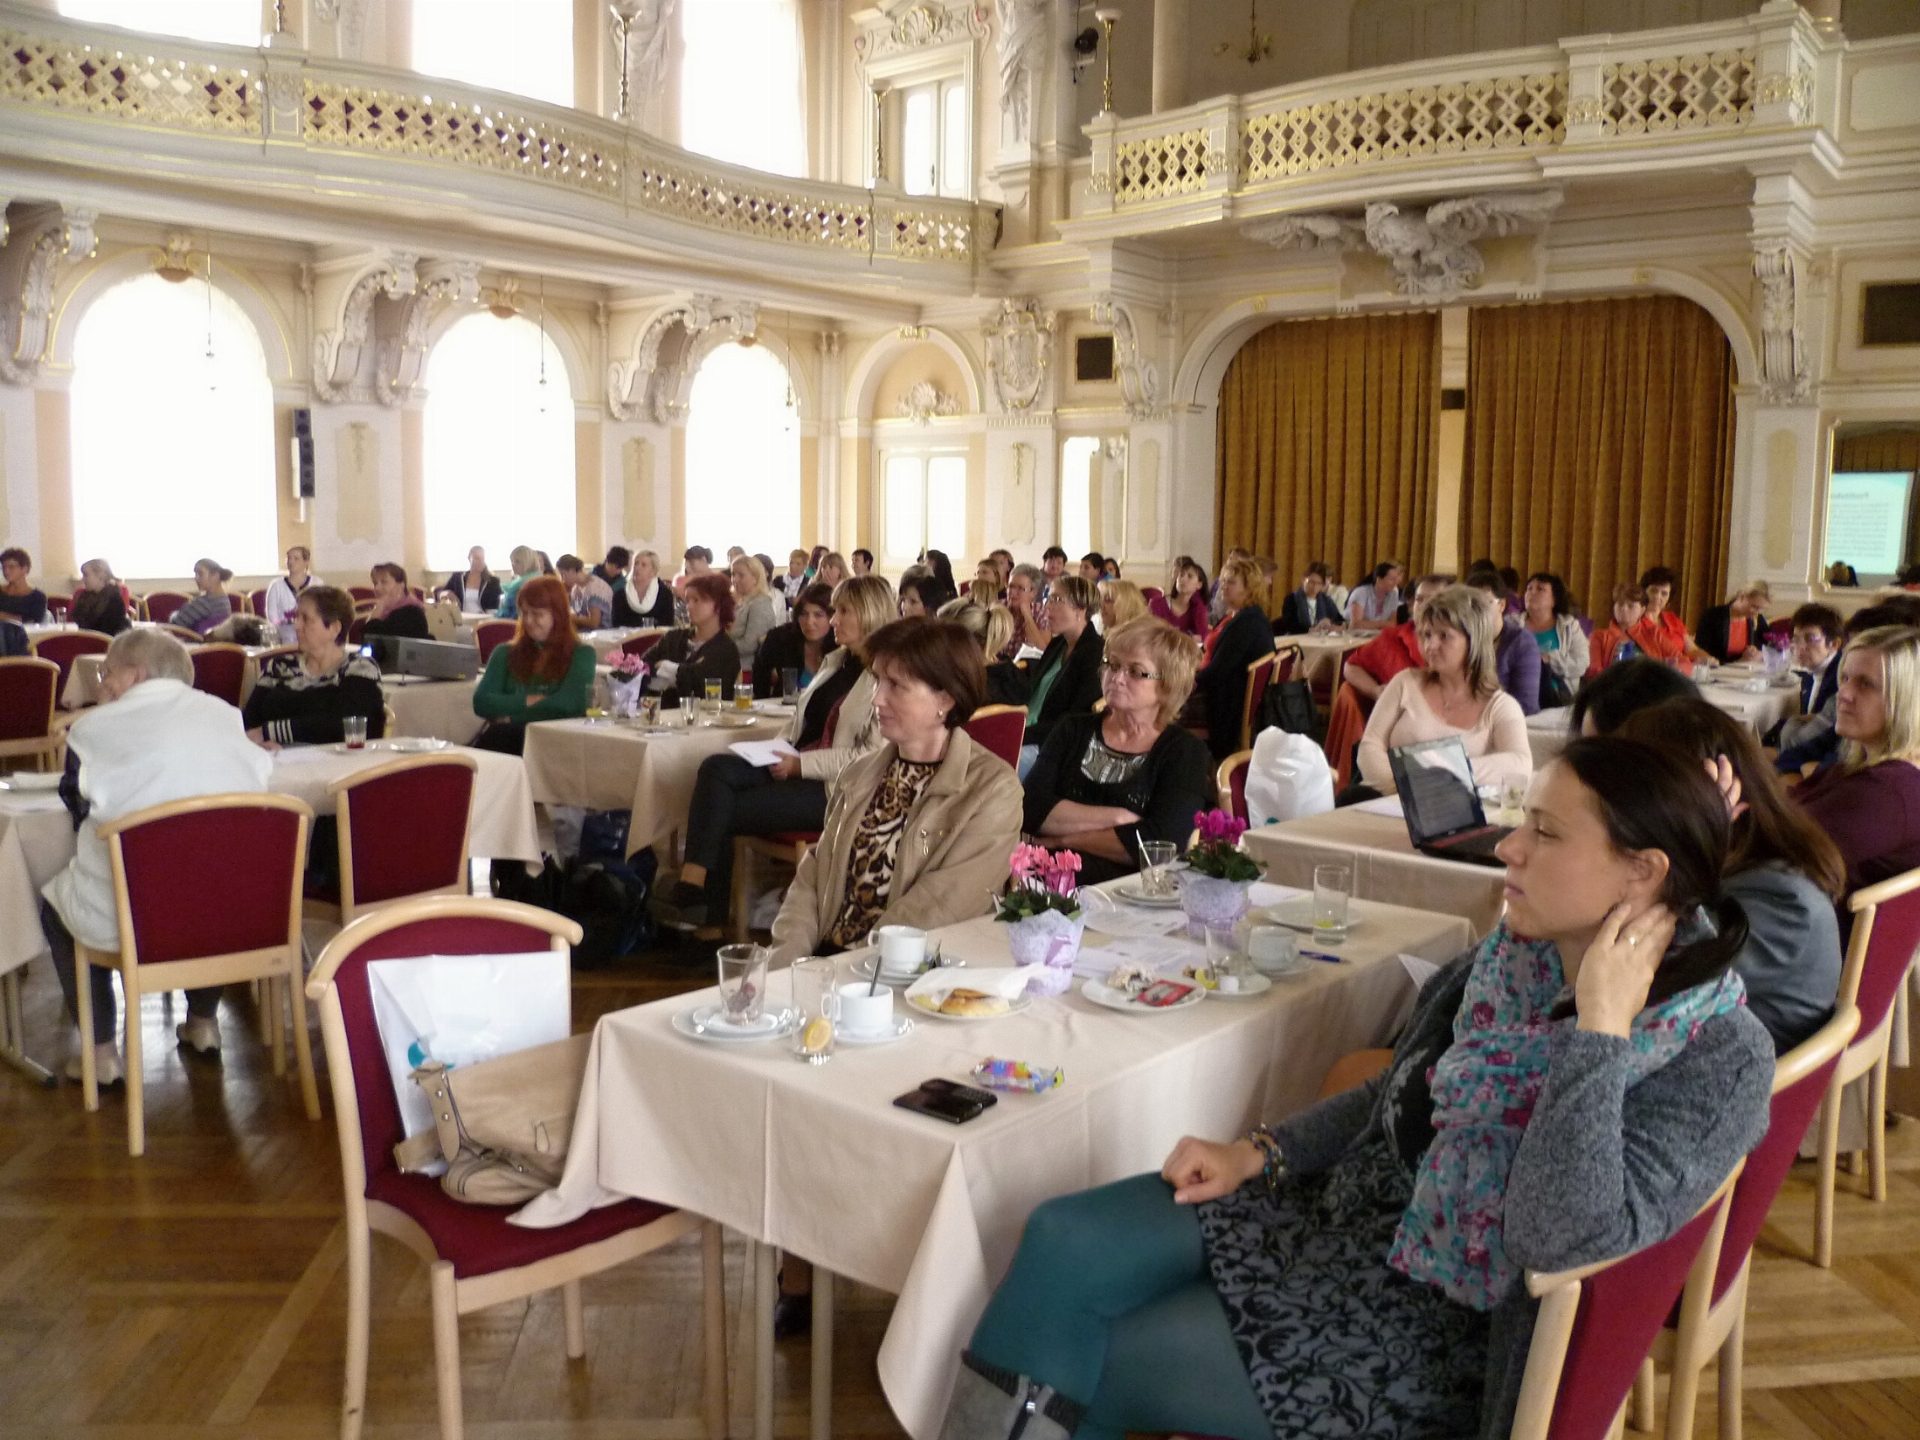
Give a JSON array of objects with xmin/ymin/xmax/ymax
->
[{"xmin": 1298, "ymin": 948, "xmax": 1344, "ymax": 964}]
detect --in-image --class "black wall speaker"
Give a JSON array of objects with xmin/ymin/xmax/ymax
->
[{"xmin": 290, "ymin": 406, "xmax": 316, "ymax": 500}]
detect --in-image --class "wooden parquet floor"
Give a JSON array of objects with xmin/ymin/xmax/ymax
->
[{"xmin": 4, "ymin": 944, "xmax": 1920, "ymax": 1439}]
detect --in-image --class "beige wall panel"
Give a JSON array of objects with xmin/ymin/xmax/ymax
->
[
  {"xmin": 400, "ymin": 406, "xmax": 425, "ymax": 577},
  {"xmin": 334, "ymin": 420, "xmax": 381, "ymax": 545},
  {"xmin": 623, "ymin": 435, "xmax": 656, "ymax": 542},
  {"xmin": 34, "ymin": 388, "xmax": 72, "ymax": 583},
  {"xmin": 1764, "ymin": 427, "xmax": 1797, "ymax": 571},
  {"xmin": 576, "ymin": 417, "xmax": 602, "ymax": 560}
]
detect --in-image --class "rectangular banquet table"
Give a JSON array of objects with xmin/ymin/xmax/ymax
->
[
  {"xmin": 520, "ymin": 706, "xmax": 792, "ymax": 856},
  {"xmin": 1241, "ymin": 809, "xmax": 1507, "ymax": 934},
  {"xmin": 522, "ymin": 889, "xmax": 1472, "ymax": 1440},
  {"xmin": 1280, "ymin": 631, "xmax": 1368, "ymax": 692}
]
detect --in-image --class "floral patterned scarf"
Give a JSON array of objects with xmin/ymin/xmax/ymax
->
[{"xmin": 1386, "ymin": 916, "xmax": 1747, "ymax": 1311}]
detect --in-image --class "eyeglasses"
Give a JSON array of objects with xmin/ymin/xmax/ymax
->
[{"xmin": 1100, "ymin": 659, "xmax": 1159, "ymax": 683}]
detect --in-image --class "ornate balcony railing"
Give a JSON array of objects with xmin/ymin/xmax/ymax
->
[{"xmin": 0, "ymin": 6, "xmax": 979, "ymax": 273}]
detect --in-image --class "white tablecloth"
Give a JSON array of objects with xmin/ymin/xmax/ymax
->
[
  {"xmin": 381, "ymin": 677, "xmax": 484, "ymax": 746},
  {"xmin": 0, "ymin": 791, "xmax": 80, "ymax": 979},
  {"xmin": 1526, "ymin": 672, "xmax": 1802, "ymax": 768},
  {"xmin": 523, "ymin": 892, "xmax": 1472, "ymax": 1438},
  {"xmin": 263, "ymin": 743, "xmax": 539, "ymax": 860},
  {"xmin": 1242, "ymin": 810, "xmax": 1508, "ymax": 935},
  {"xmin": 1282, "ymin": 632, "xmax": 1369, "ymax": 690}
]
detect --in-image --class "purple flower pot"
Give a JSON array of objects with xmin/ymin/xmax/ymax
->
[
  {"xmin": 1003, "ymin": 911, "xmax": 1083, "ymax": 995},
  {"xmin": 1180, "ymin": 873, "xmax": 1251, "ymax": 933}
]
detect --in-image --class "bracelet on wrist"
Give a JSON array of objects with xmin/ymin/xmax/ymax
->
[{"xmin": 1245, "ymin": 1127, "xmax": 1286, "ymax": 1199}]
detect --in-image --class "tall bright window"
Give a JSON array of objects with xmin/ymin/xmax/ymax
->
[
  {"xmin": 71, "ymin": 274, "xmax": 277, "ymax": 577},
  {"xmin": 685, "ymin": 343, "xmax": 800, "ymax": 560},
  {"xmin": 59, "ymin": 0, "xmax": 260, "ymax": 45},
  {"xmin": 880, "ymin": 451, "xmax": 966, "ymax": 572},
  {"xmin": 897, "ymin": 76, "xmax": 970, "ymax": 197},
  {"xmin": 423, "ymin": 312, "xmax": 576, "ymax": 572},
  {"xmin": 1058, "ymin": 436, "xmax": 1098, "ymax": 561},
  {"xmin": 414, "ymin": 0, "xmax": 573, "ymax": 107},
  {"xmin": 681, "ymin": 0, "xmax": 807, "ymax": 176}
]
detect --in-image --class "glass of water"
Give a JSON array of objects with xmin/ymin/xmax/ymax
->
[
  {"xmin": 1139, "ymin": 840, "xmax": 1178, "ymax": 896},
  {"xmin": 789, "ymin": 957, "xmax": 838, "ymax": 1064},
  {"xmin": 703, "ymin": 678, "xmax": 723, "ymax": 716},
  {"xmin": 342, "ymin": 714, "xmax": 368, "ymax": 750},
  {"xmin": 1312, "ymin": 862, "xmax": 1353, "ymax": 943},
  {"xmin": 781, "ymin": 667, "xmax": 800, "ymax": 701}
]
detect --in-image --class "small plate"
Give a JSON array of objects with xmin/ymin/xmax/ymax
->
[
  {"xmin": 837, "ymin": 1015, "xmax": 915, "ymax": 1046},
  {"xmin": 1111, "ymin": 878, "xmax": 1184, "ymax": 909},
  {"xmin": 704, "ymin": 712, "xmax": 761, "ymax": 729},
  {"xmin": 0, "ymin": 771, "xmax": 61, "ymax": 792},
  {"xmin": 851, "ymin": 951, "xmax": 962, "ymax": 984},
  {"xmin": 1082, "ymin": 977, "xmax": 1205, "ymax": 1013},
  {"xmin": 672, "ymin": 1004, "xmax": 801, "ymax": 1043},
  {"xmin": 381, "ymin": 736, "xmax": 448, "ymax": 753},
  {"xmin": 330, "ymin": 742, "xmax": 381, "ymax": 755},
  {"xmin": 1201, "ymin": 973, "xmax": 1273, "ymax": 1000},
  {"xmin": 906, "ymin": 991, "xmax": 1032, "ymax": 1022},
  {"xmin": 1261, "ymin": 898, "xmax": 1365, "ymax": 935}
]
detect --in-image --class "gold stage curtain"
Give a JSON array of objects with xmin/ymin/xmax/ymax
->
[
  {"xmin": 1833, "ymin": 428, "xmax": 1920, "ymax": 573},
  {"xmin": 1214, "ymin": 311, "xmax": 1439, "ymax": 588},
  {"xmin": 1459, "ymin": 295, "xmax": 1736, "ymax": 629}
]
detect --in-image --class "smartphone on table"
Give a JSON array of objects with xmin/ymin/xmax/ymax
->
[{"xmin": 893, "ymin": 1077, "xmax": 998, "ymax": 1125}]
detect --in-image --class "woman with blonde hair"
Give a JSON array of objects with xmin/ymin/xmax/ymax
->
[
  {"xmin": 1190, "ymin": 555, "xmax": 1276, "ymax": 761},
  {"xmin": 815, "ymin": 551, "xmax": 849, "ymax": 591},
  {"xmin": 1696, "ymin": 579, "xmax": 1773, "ymax": 666},
  {"xmin": 1023, "ymin": 617, "xmax": 1212, "ymax": 885},
  {"xmin": 1354, "ymin": 584, "xmax": 1530, "ymax": 797},
  {"xmin": 1097, "ymin": 578, "xmax": 1149, "ymax": 633},
  {"xmin": 1792, "ymin": 624, "xmax": 1920, "ymax": 895},
  {"xmin": 728, "ymin": 553, "xmax": 778, "ymax": 668},
  {"xmin": 495, "ymin": 545, "xmax": 543, "ymax": 620}
]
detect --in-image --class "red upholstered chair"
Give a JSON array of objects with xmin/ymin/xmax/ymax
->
[
  {"xmin": 32, "ymin": 628, "xmax": 110, "ymax": 701},
  {"xmin": 619, "ymin": 629, "xmax": 665, "ymax": 661},
  {"xmin": 347, "ymin": 615, "xmax": 369, "ymax": 645},
  {"xmin": 247, "ymin": 587, "xmax": 268, "ymax": 618},
  {"xmin": 1216, "ymin": 748, "xmax": 1252, "ymax": 823},
  {"xmin": 306, "ymin": 897, "xmax": 726, "ymax": 1440},
  {"xmin": 142, "ymin": 590, "xmax": 189, "ymax": 624},
  {"xmin": 1510, "ymin": 1163, "xmax": 1742, "ymax": 1440},
  {"xmin": 308, "ymin": 754, "xmax": 477, "ymax": 927},
  {"xmin": 75, "ymin": 794, "xmax": 320, "ymax": 1156},
  {"xmin": 1636, "ymin": 1006, "xmax": 1860, "ymax": 1439},
  {"xmin": 1238, "ymin": 651, "xmax": 1277, "ymax": 752},
  {"xmin": 964, "ymin": 703, "xmax": 1026, "ymax": 769},
  {"xmin": 1813, "ymin": 865, "xmax": 1920, "ymax": 1267},
  {"xmin": 474, "ymin": 619, "xmax": 517, "ymax": 663},
  {"xmin": 190, "ymin": 643, "xmax": 249, "ymax": 708},
  {"xmin": 158, "ymin": 623, "xmax": 204, "ymax": 644},
  {"xmin": 0, "ymin": 657, "xmax": 62, "ymax": 770},
  {"xmin": 1322, "ymin": 684, "xmax": 1370, "ymax": 792},
  {"xmin": 348, "ymin": 585, "xmax": 377, "ymax": 607}
]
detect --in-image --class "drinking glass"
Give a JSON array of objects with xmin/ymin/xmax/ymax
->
[
  {"xmin": 781, "ymin": 668, "xmax": 800, "ymax": 701},
  {"xmin": 1139, "ymin": 840, "xmax": 1178, "ymax": 896},
  {"xmin": 1311, "ymin": 862, "xmax": 1352, "ymax": 943},
  {"xmin": 716, "ymin": 943, "xmax": 769, "ymax": 1025},
  {"xmin": 640, "ymin": 695, "xmax": 660, "ymax": 727},
  {"xmin": 342, "ymin": 714, "xmax": 368, "ymax": 750},
  {"xmin": 1498, "ymin": 774, "xmax": 1528, "ymax": 822},
  {"xmin": 789, "ymin": 957, "xmax": 839, "ymax": 1063},
  {"xmin": 704, "ymin": 679, "xmax": 723, "ymax": 716}
]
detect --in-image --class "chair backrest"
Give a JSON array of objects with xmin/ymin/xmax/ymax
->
[
  {"xmin": 0, "ymin": 657, "xmax": 59, "ymax": 740},
  {"xmin": 158, "ymin": 624, "xmax": 204, "ymax": 644},
  {"xmin": 964, "ymin": 704, "xmax": 1026, "ymax": 769},
  {"xmin": 1272, "ymin": 646, "xmax": 1297, "ymax": 684},
  {"xmin": 474, "ymin": 619, "xmax": 517, "ymax": 662},
  {"xmin": 247, "ymin": 588, "xmax": 268, "ymax": 618},
  {"xmin": 1513, "ymin": 1165, "xmax": 1741, "ymax": 1440},
  {"xmin": 100, "ymin": 794, "xmax": 311, "ymax": 966},
  {"xmin": 1239, "ymin": 652, "xmax": 1276, "ymax": 749},
  {"xmin": 348, "ymin": 586, "xmax": 377, "ymax": 605},
  {"xmin": 332, "ymin": 755, "xmax": 478, "ymax": 915},
  {"xmin": 1322, "ymin": 684, "xmax": 1369, "ymax": 791},
  {"xmin": 46, "ymin": 594, "xmax": 70, "ymax": 619},
  {"xmin": 189, "ymin": 643, "xmax": 249, "ymax": 707},
  {"xmin": 1840, "ymin": 867, "xmax": 1920, "ymax": 1040},
  {"xmin": 619, "ymin": 629, "xmax": 664, "ymax": 660},
  {"xmin": 306, "ymin": 898, "xmax": 580, "ymax": 1191},
  {"xmin": 1217, "ymin": 749, "xmax": 1252, "ymax": 822},
  {"xmin": 142, "ymin": 591, "xmax": 189, "ymax": 624},
  {"xmin": 30, "ymin": 630, "xmax": 110, "ymax": 694}
]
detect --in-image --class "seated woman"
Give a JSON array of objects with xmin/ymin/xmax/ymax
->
[
  {"xmin": 1148, "ymin": 556, "xmax": 1211, "ymax": 642},
  {"xmin": 0, "ymin": 547, "xmax": 48, "ymax": 624},
  {"xmin": 1274, "ymin": 561, "xmax": 1344, "ymax": 636},
  {"xmin": 441, "ymin": 547, "xmax": 501, "ymax": 613},
  {"xmin": 728, "ymin": 554, "xmax": 778, "ymax": 670},
  {"xmin": 769, "ymin": 618, "xmax": 1022, "ymax": 962},
  {"xmin": 1464, "ymin": 566, "xmax": 1541, "ymax": 715},
  {"xmin": 665, "ymin": 576, "xmax": 894, "ymax": 932},
  {"xmin": 494, "ymin": 546, "xmax": 543, "ymax": 620},
  {"xmin": 941, "ymin": 738, "xmax": 1773, "ymax": 1440},
  {"xmin": 71, "ymin": 558, "xmax": 130, "ymax": 636},
  {"xmin": 619, "ymin": 548, "xmax": 676, "ymax": 629},
  {"xmin": 1024, "ymin": 618, "xmax": 1212, "ymax": 887},
  {"xmin": 1004, "ymin": 564, "xmax": 1049, "ymax": 657},
  {"xmin": 360, "ymin": 563, "xmax": 429, "ymax": 641},
  {"xmin": 172, "ymin": 558, "xmax": 238, "ymax": 636},
  {"xmin": 1696, "ymin": 579, "xmax": 1773, "ymax": 665},
  {"xmin": 469, "ymin": 575, "xmax": 595, "ymax": 754},
  {"xmin": 1096, "ymin": 579, "xmax": 1149, "ymax": 634},
  {"xmin": 648, "ymin": 572, "xmax": 742, "ymax": 706},
  {"xmin": 988, "ymin": 575, "xmax": 1104, "ymax": 777},
  {"xmin": 1632, "ymin": 565, "xmax": 1715, "ymax": 673},
  {"xmin": 1355, "ymin": 584, "xmax": 1530, "ymax": 797},
  {"xmin": 1792, "ymin": 624, "xmax": 1920, "ymax": 895},
  {"xmin": 1585, "ymin": 582, "xmax": 1650, "ymax": 677},
  {"xmin": 1191, "ymin": 557, "xmax": 1276, "ymax": 762},
  {"xmin": 1617, "ymin": 696, "xmax": 1845, "ymax": 1053},
  {"xmin": 752, "ymin": 582, "xmax": 837, "ymax": 698},
  {"xmin": 243, "ymin": 586, "xmax": 385, "ymax": 747},
  {"xmin": 556, "ymin": 554, "xmax": 613, "ymax": 630},
  {"xmin": 1521, "ymin": 571, "xmax": 1588, "ymax": 707},
  {"xmin": 897, "ymin": 573, "xmax": 940, "ymax": 619}
]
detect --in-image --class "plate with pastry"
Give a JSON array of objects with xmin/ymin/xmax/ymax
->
[
  {"xmin": 906, "ymin": 987, "xmax": 1032, "ymax": 1022},
  {"xmin": 902, "ymin": 966, "xmax": 1036, "ymax": 1022}
]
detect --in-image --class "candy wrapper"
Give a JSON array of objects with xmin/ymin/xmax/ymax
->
[{"xmin": 971, "ymin": 1057, "xmax": 1065, "ymax": 1094}]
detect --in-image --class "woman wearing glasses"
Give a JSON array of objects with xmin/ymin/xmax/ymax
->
[
  {"xmin": 988, "ymin": 575, "xmax": 1106, "ymax": 779},
  {"xmin": 1023, "ymin": 617, "xmax": 1213, "ymax": 885}
]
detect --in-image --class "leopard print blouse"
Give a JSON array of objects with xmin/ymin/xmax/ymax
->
[{"xmin": 824, "ymin": 756, "xmax": 941, "ymax": 951}]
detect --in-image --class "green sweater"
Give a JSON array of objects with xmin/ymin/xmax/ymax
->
[{"xmin": 473, "ymin": 641, "xmax": 597, "ymax": 725}]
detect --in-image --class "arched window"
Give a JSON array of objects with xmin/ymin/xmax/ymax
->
[
  {"xmin": 413, "ymin": 0, "xmax": 573, "ymax": 107},
  {"xmin": 58, "ymin": 0, "xmax": 260, "ymax": 45},
  {"xmin": 684, "ymin": 342, "xmax": 800, "ymax": 561},
  {"xmin": 70, "ymin": 273, "xmax": 277, "ymax": 577},
  {"xmin": 422, "ymin": 312, "xmax": 576, "ymax": 573},
  {"xmin": 681, "ymin": 0, "xmax": 806, "ymax": 177}
]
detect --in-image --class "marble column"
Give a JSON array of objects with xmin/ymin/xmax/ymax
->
[{"xmin": 1151, "ymin": 0, "xmax": 1189, "ymax": 113}]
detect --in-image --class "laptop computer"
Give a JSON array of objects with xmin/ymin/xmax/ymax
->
[{"xmin": 1387, "ymin": 735, "xmax": 1514, "ymax": 869}]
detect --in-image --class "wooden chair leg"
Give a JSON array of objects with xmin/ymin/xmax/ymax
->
[
  {"xmin": 75, "ymin": 954, "xmax": 99, "ymax": 1112},
  {"xmin": 1632, "ymin": 1356, "xmax": 1657, "ymax": 1432},
  {"xmin": 342, "ymin": 1220, "xmax": 371, "ymax": 1440},
  {"xmin": 270, "ymin": 977, "xmax": 288, "ymax": 1079},
  {"xmin": 1869, "ymin": 1052, "xmax": 1890, "ymax": 1204},
  {"xmin": 1816, "ymin": 1084, "xmax": 1841, "ymax": 1268},
  {"xmin": 562, "ymin": 1279, "xmax": 586, "ymax": 1360},
  {"xmin": 429, "ymin": 1260, "xmax": 463, "ymax": 1440},
  {"xmin": 1719, "ymin": 1302, "xmax": 1746, "ymax": 1440},
  {"xmin": 287, "ymin": 963, "xmax": 321, "ymax": 1121},
  {"xmin": 253, "ymin": 978, "xmax": 272, "ymax": 1045},
  {"xmin": 123, "ymin": 969, "xmax": 144, "ymax": 1158},
  {"xmin": 730, "ymin": 840, "xmax": 752, "ymax": 943},
  {"xmin": 702, "ymin": 1221, "xmax": 727, "ymax": 1440}
]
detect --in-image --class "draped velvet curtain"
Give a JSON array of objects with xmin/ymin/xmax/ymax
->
[
  {"xmin": 1458, "ymin": 295, "xmax": 1737, "ymax": 628},
  {"xmin": 1833, "ymin": 428, "xmax": 1920, "ymax": 573},
  {"xmin": 1214, "ymin": 311, "xmax": 1440, "ymax": 587}
]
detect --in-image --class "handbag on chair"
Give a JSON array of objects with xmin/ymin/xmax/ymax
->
[{"xmin": 396, "ymin": 1032, "xmax": 590, "ymax": 1204}]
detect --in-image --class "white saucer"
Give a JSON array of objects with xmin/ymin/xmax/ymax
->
[
  {"xmin": 1262, "ymin": 898, "xmax": 1364, "ymax": 936},
  {"xmin": 906, "ymin": 991, "xmax": 1032, "ymax": 1022},
  {"xmin": 1201, "ymin": 973, "xmax": 1272, "ymax": 1000},
  {"xmin": 0, "ymin": 771, "xmax": 60, "ymax": 792},
  {"xmin": 1111, "ymin": 878, "xmax": 1183, "ymax": 909},
  {"xmin": 852, "ymin": 952, "xmax": 962, "ymax": 985},
  {"xmin": 837, "ymin": 1015, "xmax": 915, "ymax": 1045},
  {"xmin": 381, "ymin": 736, "xmax": 448, "ymax": 753},
  {"xmin": 1081, "ymin": 977, "xmax": 1205, "ymax": 1013},
  {"xmin": 672, "ymin": 1004, "xmax": 800, "ymax": 1043}
]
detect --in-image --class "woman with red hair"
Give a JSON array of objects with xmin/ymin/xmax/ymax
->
[
  {"xmin": 649, "ymin": 571, "xmax": 742, "ymax": 707},
  {"xmin": 471, "ymin": 574, "xmax": 596, "ymax": 754}
]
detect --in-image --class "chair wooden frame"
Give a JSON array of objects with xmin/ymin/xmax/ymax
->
[
  {"xmin": 1510, "ymin": 1163, "xmax": 1742, "ymax": 1440},
  {"xmin": 1634, "ymin": 1007, "xmax": 1860, "ymax": 1440},
  {"xmin": 1216, "ymin": 748, "xmax": 1252, "ymax": 819},
  {"xmin": 1238, "ymin": 652, "xmax": 1276, "ymax": 753},
  {"xmin": 75, "ymin": 792, "xmax": 321, "ymax": 1156},
  {"xmin": 731, "ymin": 832, "xmax": 815, "ymax": 943},
  {"xmin": 305, "ymin": 896, "xmax": 728, "ymax": 1440},
  {"xmin": 1813, "ymin": 865, "xmax": 1920, "ymax": 1268},
  {"xmin": 307, "ymin": 754, "xmax": 479, "ymax": 928},
  {"xmin": 0, "ymin": 656, "xmax": 63, "ymax": 769}
]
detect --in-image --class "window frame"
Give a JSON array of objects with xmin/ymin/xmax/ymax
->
[
  {"xmin": 859, "ymin": 22, "xmax": 978, "ymax": 200},
  {"xmin": 876, "ymin": 444, "xmax": 970, "ymax": 574},
  {"xmin": 1057, "ymin": 432, "xmax": 1130, "ymax": 564}
]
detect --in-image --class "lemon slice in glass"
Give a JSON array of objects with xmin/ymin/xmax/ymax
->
[{"xmin": 801, "ymin": 1016, "xmax": 834, "ymax": 1055}]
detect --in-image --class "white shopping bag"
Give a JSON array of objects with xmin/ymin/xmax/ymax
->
[
  {"xmin": 1244, "ymin": 728, "xmax": 1335, "ymax": 827},
  {"xmin": 367, "ymin": 952, "xmax": 572, "ymax": 1157}
]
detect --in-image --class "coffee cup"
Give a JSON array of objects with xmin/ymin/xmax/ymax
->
[
  {"xmin": 876, "ymin": 925, "xmax": 926, "ymax": 978},
  {"xmin": 836, "ymin": 981, "xmax": 895, "ymax": 1037},
  {"xmin": 1247, "ymin": 925, "xmax": 1299, "ymax": 973}
]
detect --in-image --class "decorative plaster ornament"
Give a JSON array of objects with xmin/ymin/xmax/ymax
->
[
  {"xmin": 607, "ymin": 295, "xmax": 759, "ymax": 423},
  {"xmin": 983, "ymin": 296, "xmax": 1054, "ymax": 413},
  {"xmin": 311, "ymin": 254, "xmax": 417, "ymax": 404},
  {"xmin": 375, "ymin": 260, "xmax": 482, "ymax": 407},
  {"xmin": 1089, "ymin": 295, "xmax": 1159, "ymax": 420},
  {"xmin": 1753, "ymin": 240, "xmax": 1809, "ymax": 406},
  {"xmin": 897, "ymin": 380, "xmax": 960, "ymax": 424},
  {"xmin": 996, "ymin": 0, "xmax": 1048, "ymax": 141},
  {"xmin": 0, "ymin": 203, "xmax": 95, "ymax": 387}
]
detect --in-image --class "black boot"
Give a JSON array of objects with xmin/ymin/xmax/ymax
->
[{"xmin": 936, "ymin": 1352, "xmax": 1084, "ymax": 1440}]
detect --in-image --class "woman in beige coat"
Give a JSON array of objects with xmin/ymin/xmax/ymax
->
[{"xmin": 770, "ymin": 617, "xmax": 1023, "ymax": 964}]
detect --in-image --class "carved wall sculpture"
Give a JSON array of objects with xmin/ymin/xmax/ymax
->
[
  {"xmin": 996, "ymin": 0, "xmax": 1048, "ymax": 143},
  {"xmin": 607, "ymin": 295, "xmax": 759, "ymax": 423},
  {"xmin": 1004, "ymin": 440, "xmax": 1035, "ymax": 543},
  {"xmin": 310, "ymin": 254, "xmax": 417, "ymax": 403},
  {"xmin": 1089, "ymin": 296, "xmax": 1159, "ymax": 420},
  {"xmin": 1752, "ymin": 240, "xmax": 1808, "ymax": 405},
  {"xmin": 0, "ymin": 411, "xmax": 11, "ymax": 540},
  {"xmin": 622, "ymin": 435, "xmax": 656, "ymax": 540},
  {"xmin": 613, "ymin": 0, "xmax": 678, "ymax": 116},
  {"xmin": 0, "ymin": 203, "xmax": 96, "ymax": 386},
  {"xmin": 374, "ymin": 259, "xmax": 482, "ymax": 407},
  {"xmin": 855, "ymin": 1, "xmax": 988, "ymax": 62},
  {"xmin": 982, "ymin": 296, "xmax": 1054, "ymax": 413},
  {"xmin": 334, "ymin": 420, "xmax": 381, "ymax": 543},
  {"xmin": 897, "ymin": 380, "xmax": 961, "ymax": 424}
]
